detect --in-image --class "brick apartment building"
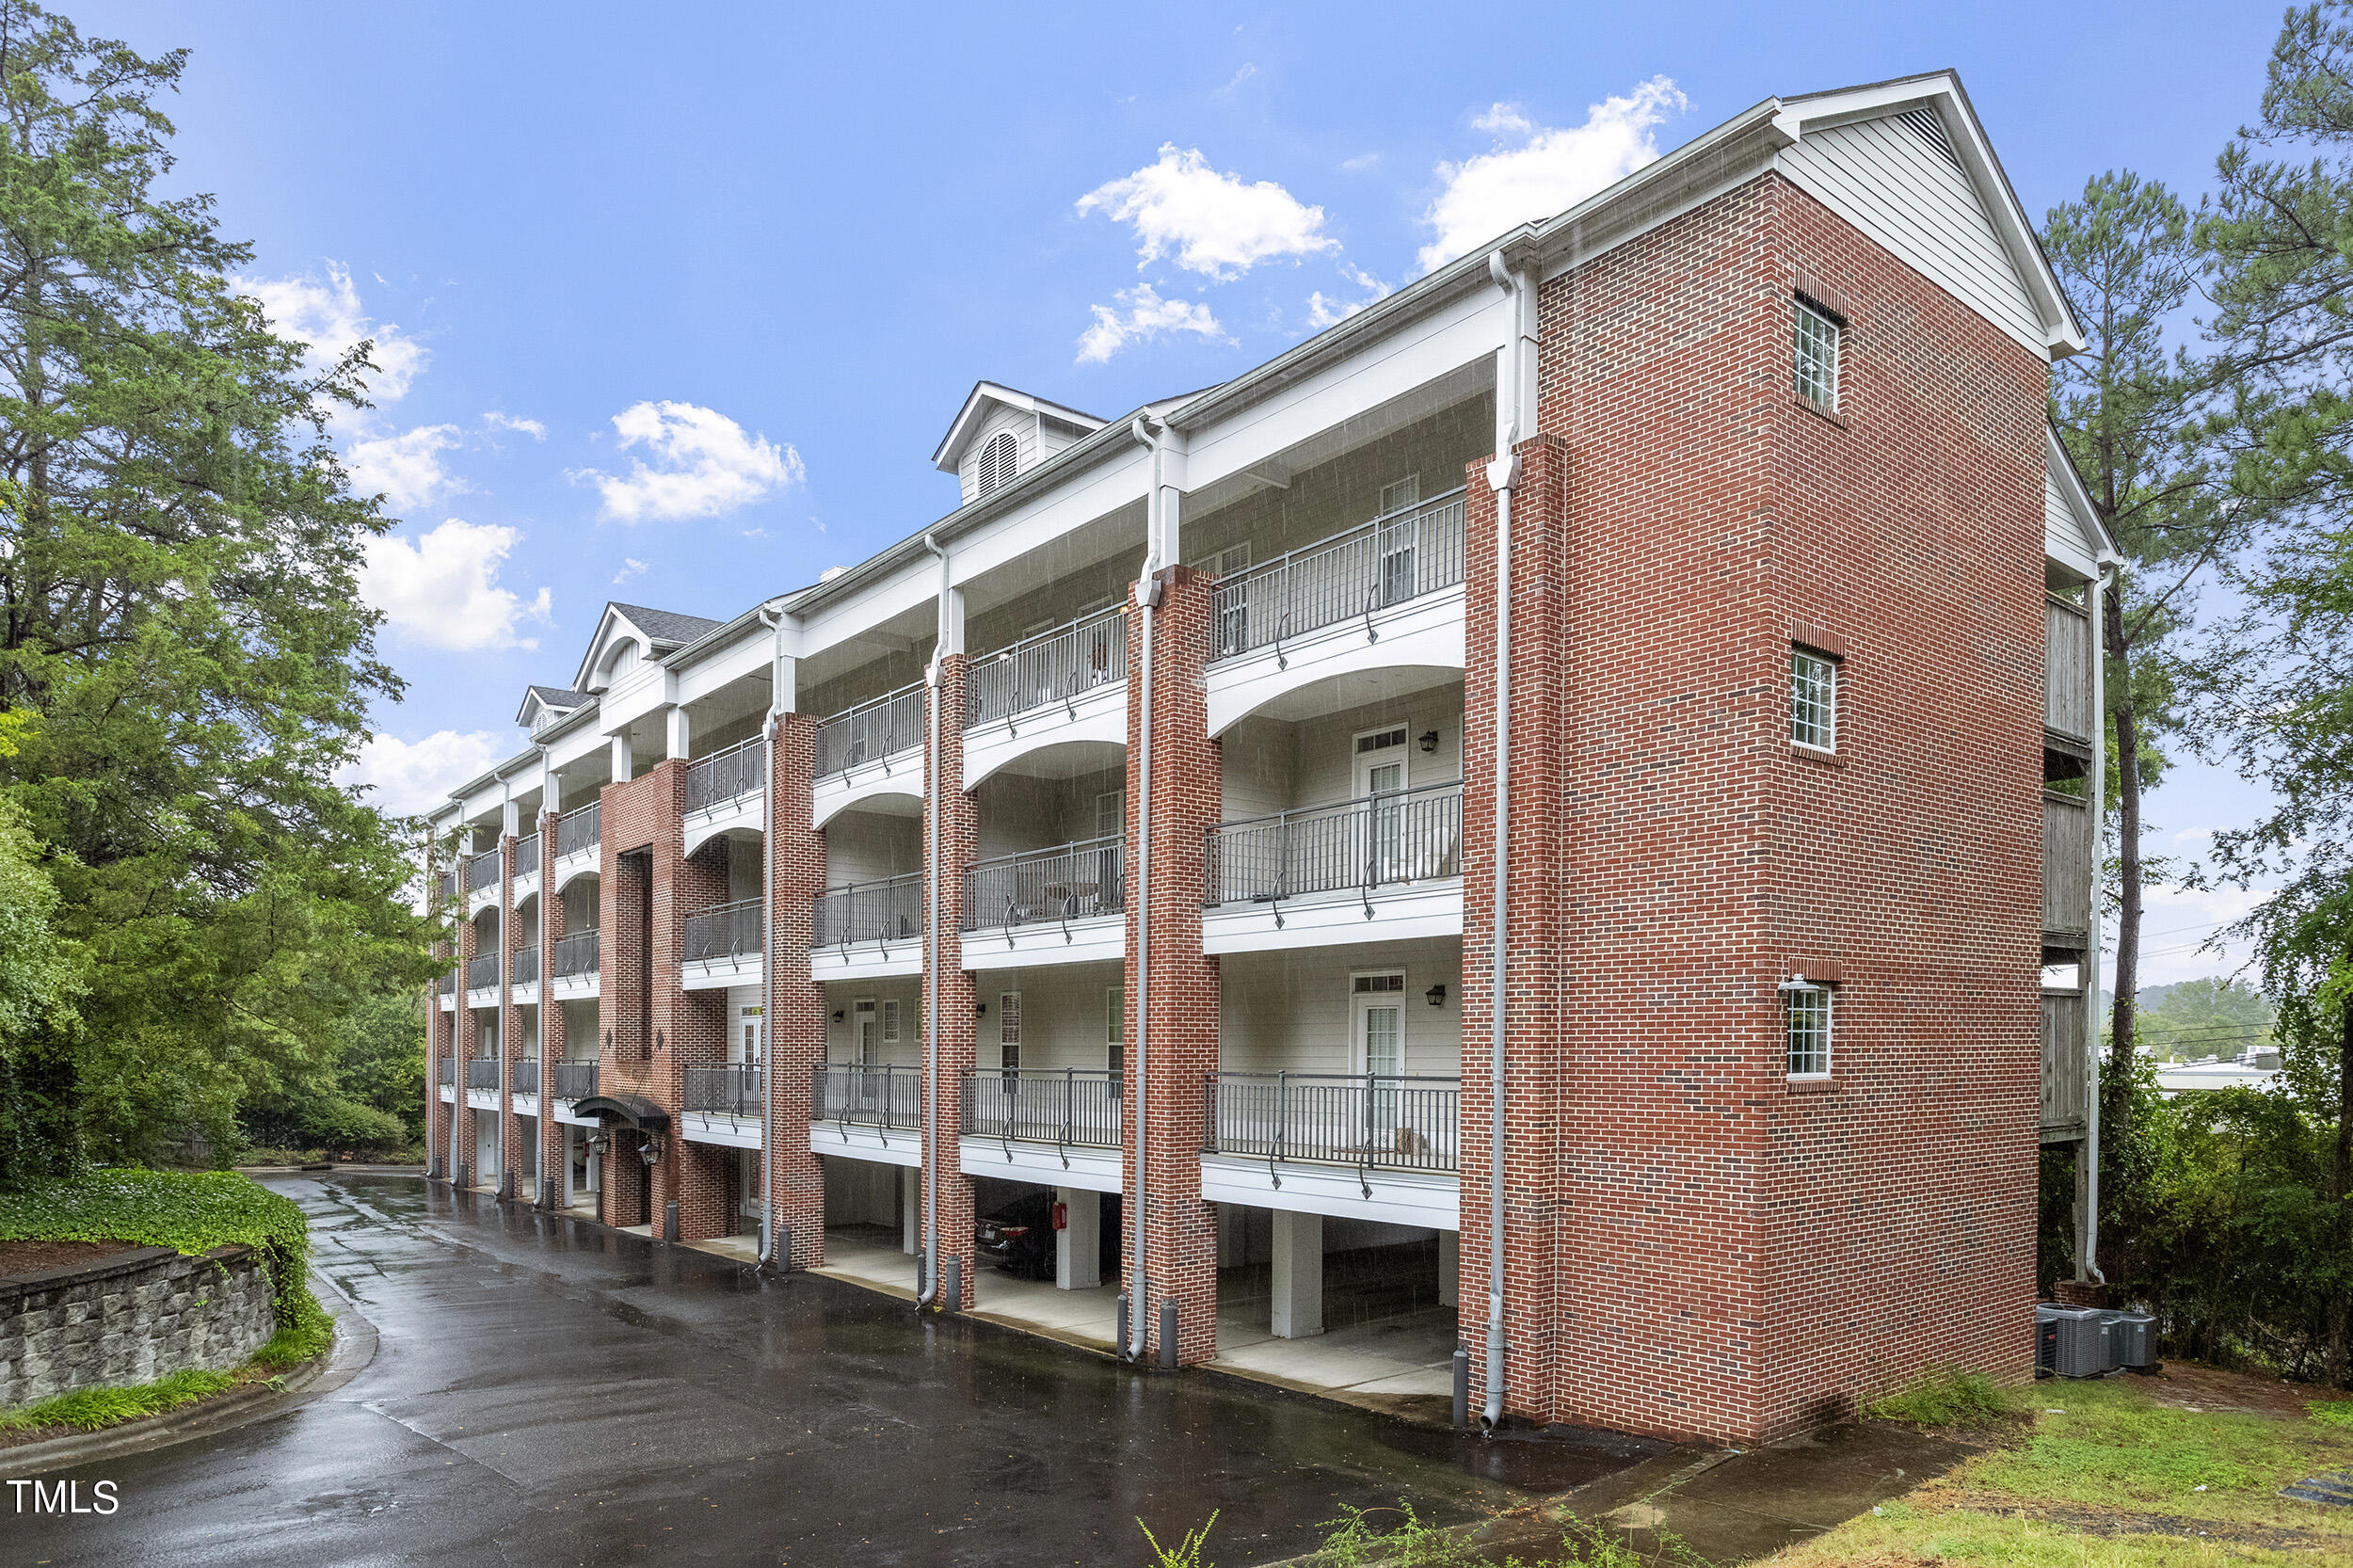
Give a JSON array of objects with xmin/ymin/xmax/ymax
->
[{"xmin": 423, "ymin": 71, "xmax": 2116, "ymax": 1444}]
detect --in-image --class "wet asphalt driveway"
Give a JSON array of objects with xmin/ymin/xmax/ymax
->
[{"xmin": 11, "ymin": 1173, "xmax": 1659, "ymax": 1567}]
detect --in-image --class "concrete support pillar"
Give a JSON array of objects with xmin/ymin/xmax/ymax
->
[
  {"xmin": 902, "ymin": 1166, "xmax": 920, "ymax": 1255},
  {"xmin": 1056, "ymin": 1187, "xmax": 1101, "ymax": 1290},
  {"xmin": 1439, "ymin": 1228, "xmax": 1460, "ymax": 1308},
  {"xmin": 1122, "ymin": 564, "xmax": 1222, "ymax": 1367},
  {"xmin": 1271, "ymin": 1209, "xmax": 1323, "ymax": 1339},
  {"xmin": 611, "ymin": 733, "xmax": 632, "ymax": 784},
  {"xmin": 666, "ymin": 705, "xmax": 690, "ymax": 763},
  {"xmin": 765, "ymin": 709, "xmax": 829, "ymax": 1268}
]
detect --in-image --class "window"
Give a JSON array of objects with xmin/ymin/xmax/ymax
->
[
  {"xmin": 881, "ymin": 998, "xmax": 901, "ymax": 1043},
  {"xmin": 999, "ymin": 991, "xmax": 1021, "ymax": 1072},
  {"xmin": 1790, "ymin": 648, "xmax": 1837, "ymax": 752},
  {"xmin": 1784, "ymin": 983, "xmax": 1833, "ymax": 1078},
  {"xmin": 1793, "ymin": 297, "xmax": 1840, "ymax": 412},
  {"xmin": 1107, "ymin": 984, "xmax": 1123, "ymax": 1077},
  {"xmin": 1377, "ymin": 474, "xmax": 1420, "ymax": 516},
  {"xmin": 977, "ymin": 432, "xmax": 1018, "ymax": 498}
]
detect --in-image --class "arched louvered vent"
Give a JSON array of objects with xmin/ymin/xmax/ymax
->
[{"xmin": 977, "ymin": 432, "xmax": 1017, "ymax": 498}]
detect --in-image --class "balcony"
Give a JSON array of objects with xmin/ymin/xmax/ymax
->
[
  {"xmin": 437, "ymin": 1058, "xmax": 456, "ymax": 1098},
  {"xmin": 812, "ymin": 682, "xmax": 926, "ymax": 825},
  {"xmin": 961, "ymin": 835, "xmax": 1125, "ymax": 968},
  {"xmin": 682, "ymin": 737, "xmax": 766, "ymax": 856},
  {"xmin": 682, "ymin": 897, "xmax": 763, "ymax": 989},
  {"xmin": 511, "ymin": 1058, "xmax": 539, "ymax": 1096},
  {"xmin": 962, "ymin": 606, "xmax": 1128, "ymax": 790},
  {"xmin": 436, "ymin": 868, "xmax": 457, "ymax": 905},
  {"xmin": 464, "ymin": 952, "xmax": 501, "ymax": 1005},
  {"xmin": 511, "ymin": 832, "xmax": 541, "ymax": 902},
  {"xmin": 811, "ymin": 873, "xmax": 924, "ymax": 982},
  {"xmin": 550, "ymin": 1060, "xmax": 599, "ymax": 1101},
  {"xmin": 2043, "ymin": 790, "xmax": 2092, "ymax": 941},
  {"xmin": 436, "ymin": 970, "xmax": 456, "ymax": 1011},
  {"xmin": 510, "ymin": 946, "xmax": 539, "ymax": 997},
  {"xmin": 810, "ymin": 1064, "xmax": 923, "ymax": 1167},
  {"xmin": 465, "ymin": 849, "xmax": 502, "ymax": 913},
  {"xmin": 1202, "ymin": 780, "xmax": 1464, "ymax": 952},
  {"xmin": 550, "ymin": 928, "xmax": 600, "ymax": 1000},
  {"xmin": 681, "ymin": 1064, "xmax": 764, "ymax": 1147},
  {"xmin": 464, "ymin": 1056, "xmax": 500, "ymax": 1109},
  {"xmin": 2045, "ymin": 597, "xmax": 2095, "ymax": 748},
  {"xmin": 552, "ymin": 802, "xmax": 600, "ymax": 889},
  {"xmin": 960, "ymin": 1069, "xmax": 1125, "ymax": 1192},
  {"xmin": 2041, "ymin": 992, "xmax": 2089, "ymax": 1143},
  {"xmin": 1200, "ymin": 1072, "xmax": 1461, "ymax": 1226},
  {"xmin": 1203, "ymin": 488, "xmax": 1468, "ymax": 735}
]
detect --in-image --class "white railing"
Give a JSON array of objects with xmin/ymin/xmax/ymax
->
[
  {"xmin": 966, "ymin": 606, "xmax": 1128, "ymax": 728},
  {"xmin": 1208, "ymin": 488, "xmax": 1468, "ymax": 663}
]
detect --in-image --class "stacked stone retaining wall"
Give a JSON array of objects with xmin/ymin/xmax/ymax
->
[{"xmin": 0, "ymin": 1245, "xmax": 275, "ymax": 1409}]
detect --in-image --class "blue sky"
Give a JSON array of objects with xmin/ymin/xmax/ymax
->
[{"xmin": 79, "ymin": 0, "xmax": 2283, "ymax": 984}]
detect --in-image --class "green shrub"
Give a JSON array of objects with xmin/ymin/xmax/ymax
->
[
  {"xmin": 0, "ymin": 1368, "xmax": 236, "ymax": 1432},
  {"xmin": 1865, "ymin": 1368, "xmax": 2017, "ymax": 1427},
  {"xmin": 2309, "ymin": 1399, "xmax": 2353, "ymax": 1430}
]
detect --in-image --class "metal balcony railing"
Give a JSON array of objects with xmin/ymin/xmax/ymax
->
[
  {"xmin": 685, "ymin": 736, "xmax": 767, "ymax": 814},
  {"xmin": 685, "ymin": 1064, "xmax": 765, "ymax": 1117},
  {"xmin": 814, "ymin": 681, "xmax": 925, "ymax": 777},
  {"xmin": 466, "ymin": 851, "xmax": 502, "ymax": 894},
  {"xmin": 813, "ymin": 873, "xmax": 924, "ymax": 949},
  {"xmin": 550, "ymin": 1061, "xmax": 599, "ymax": 1100},
  {"xmin": 1207, "ymin": 487, "xmax": 1468, "ymax": 663},
  {"xmin": 1205, "ymin": 1072, "xmax": 1460, "ymax": 1180},
  {"xmin": 438, "ymin": 1058, "xmax": 456, "ymax": 1086},
  {"xmin": 511, "ymin": 946, "xmax": 539, "ymax": 985},
  {"xmin": 467, "ymin": 1058, "xmax": 501, "ymax": 1091},
  {"xmin": 436, "ymin": 971, "xmax": 456, "ymax": 995},
  {"xmin": 963, "ymin": 836, "xmax": 1124, "ymax": 931},
  {"xmin": 1205, "ymin": 779, "xmax": 1464, "ymax": 908},
  {"xmin": 437, "ymin": 869, "xmax": 457, "ymax": 904},
  {"xmin": 511, "ymin": 1059, "xmax": 539, "ymax": 1096},
  {"xmin": 555, "ymin": 801, "xmax": 600, "ymax": 859},
  {"xmin": 966, "ymin": 605, "xmax": 1128, "ymax": 729},
  {"xmin": 551, "ymin": 929, "xmax": 600, "ymax": 978},
  {"xmin": 962, "ymin": 1069, "xmax": 1123, "ymax": 1152},
  {"xmin": 683, "ymin": 898, "xmax": 763, "ymax": 963},
  {"xmin": 812, "ymin": 1064, "xmax": 921, "ymax": 1131},
  {"xmin": 512, "ymin": 833, "xmax": 540, "ymax": 875},
  {"xmin": 465, "ymin": 952, "xmax": 500, "ymax": 990}
]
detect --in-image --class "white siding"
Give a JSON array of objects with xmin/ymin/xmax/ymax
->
[
  {"xmin": 1219, "ymin": 938, "xmax": 1462, "ymax": 1077},
  {"xmin": 956, "ymin": 405, "xmax": 1039, "ymax": 504},
  {"xmin": 2044, "ymin": 463, "xmax": 2099, "ymax": 578},
  {"xmin": 1776, "ymin": 113, "xmax": 2043, "ymax": 356},
  {"xmin": 1225, "ymin": 688, "xmax": 1465, "ymax": 818},
  {"xmin": 824, "ymin": 809, "xmax": 920, "ymax": 887},
  {"xmin": 822, "ymin": 978, "xmax": 923, "ymax": 1067},
  {"xmin": 973, "ymin": 960, "xmax": 1122, "ymax": 1072}
]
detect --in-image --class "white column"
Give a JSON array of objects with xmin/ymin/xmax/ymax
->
[
  {"xmin": 1271, "ymin": 1209, "xmax": 1323, "ymax": 1338},
  {"xmin": 902, "ymin": 1166, "xmax": 920, "ymax": 1255},
  {"xmin": 1438, "ymin": 1229, "xmax": 1459, "ymax": 1307},
  {"xmin": 1055, "ymin": 1188, "xmax": 1101, "ymax": 1290},
  {"xmin": 666, "ymin": 705, "xmax": 690, "ymax": 762},
  {"xmin": 610, "ymin": 733, "xmax": 632, "ymax": 784},
  {"xmin": 562, "ymin": 1125, "xmax": 578, "ymax": 1209}
]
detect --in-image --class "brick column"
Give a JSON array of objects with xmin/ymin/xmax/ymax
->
[
  {"xmin": 455, "ymin": 886, "xmax": 479, "ymax": 1189},
  {"xmin": 499, "ymin": 832, "xmax": 523, "ymax": 1197},
  {"xmin": 1122, "ymin": 566, "xmax": 1221, "ymax": 1366},
  {"xmin": 536, "ymin": 816, "xmax": 563, "ymax": 1207},
  {"xmin": 1458, "ymin": 436, "xmax": 1570, "ymax": 1425},
  {"xmin": 927, "ymin": 657, "xmax": 980, "ymax": 1307},
  {"xmin": 767, "ymin": 711, "xmax": 828, "ymax": 1267},
  {"xmin": 427, "ymin": 922, "xmax": 453, "ymax": 1180},
  {"xmin": 597, "ymin": 768, "xmax": 678, "ymax": 1229}
]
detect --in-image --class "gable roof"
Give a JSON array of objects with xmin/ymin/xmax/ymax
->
[
  {"xmin": 931, "ymin": 381, "xmax": 1107, "ymax": 474},
  {"xmin": 571, "ymin": 601, "xmax": 726, "ymax": 692},
  {"xmin": 514, "ymin": 684, "xmax": 596, "ymax": 728}
]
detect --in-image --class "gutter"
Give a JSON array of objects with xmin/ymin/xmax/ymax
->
[
  {"xmin": 1125, "ymin": 414, "xmax": 1161, "ymax": 1363},
  {"xmin": 756, "ymin": 601, "xmax": 788, "ymax": 1270}
]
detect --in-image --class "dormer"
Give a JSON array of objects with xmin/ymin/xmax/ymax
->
[
  {"xmin": 933, "ymin": 382, "xmax": 1106, "ymax": 504},
  {"xmin": 572, "ymin": 601, "xmax": 726, "ymax": 695},
  {"xmin": 516, "ymin": 685, "xmax": 596, "ymax": 738}
]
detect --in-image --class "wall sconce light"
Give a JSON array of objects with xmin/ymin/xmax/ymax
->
[
  {"xmin": 1426, "ymin": 984, "xmax": 1447, "ymax": 1007},
  {"xmin": 975, "ymin": 1001, "xmax": 987, "ymax": 1017},
  {"xmin": 603, "ymin": 1029, "xmax": 613, "ymax": 1050},
  {"xmin": 831, "ymin": 1008, "xmax": 844, "ymax": 1023},
  {"xmin": 1418, "ymin": 730, "xmax": 1440, "ymax": 755},
  {"xmin": 655, "ymin": 1030, "xmax": 664, "ymax": 1052}
]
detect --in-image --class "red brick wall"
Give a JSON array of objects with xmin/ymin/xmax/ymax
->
[
  {"xmin": 1491, "ymin": 171, "xmax": 2046, "ymax": 1441},
  {"xmin": 768, "ymin": 712, "xmax": 829, "ymax": 1266},
  {"xmin": 536, "ymin": 814, "xmax": 565, "ymax": 1204},
  {"xmin": 928, "ymin": 655, "xmax": 979, "ymax": 1307},
  {"xmin": 499, "ymin": 832, "xmax": 524, "ymax": 1188},
  {"xmin": 1121, "ymin": 566, "xmax": 1221, "ymax": 1365}
]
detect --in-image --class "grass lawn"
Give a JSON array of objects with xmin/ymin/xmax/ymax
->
[{"xmin": 1762, "ymin": 1368, "xmax": 2353, "ymax": 1566}]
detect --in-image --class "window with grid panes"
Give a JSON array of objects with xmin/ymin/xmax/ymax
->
[
  {"xmin": 1785, "ymin": 984, "xmax": 1833, "ymax": 1078},
  {"xmin": 1793, "ymin": 297, "xmax": 1840, "ymax": 412},
  {"xmin": 1790, "ymin": 648, "xmax": 1837, "ymax": 751}
]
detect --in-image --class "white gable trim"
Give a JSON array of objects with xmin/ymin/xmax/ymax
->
[
  {"xmin": 933, "ymin": 381, "xmax": 1103, "ymax": 474},
  {"xmin": 2045, "ymin": 425, "xmax": 2121, "ymax": 577},
  {"xmin": 571, "ymin": 604, "xmax": 653, "ymax": 694}
]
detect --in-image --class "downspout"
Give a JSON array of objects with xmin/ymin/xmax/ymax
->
[
  {"xmin": 756, "ymin": 602, "xmax": 786, "ymax": 1270},
  {"xmin": 1481, "ymin": 249, "xmax": 1528, "ymax": 1432},
  {"xmin": 1127, "ymin": 413, "xmax": 1160, "ymax": 1363},
  {"xmin": 917, "ymin": 535, "xmax": 950, "ymax": 1310},
  {"xmin": 2080, "ymin": 563, "xmax": 2115, "ymax": 1286}
]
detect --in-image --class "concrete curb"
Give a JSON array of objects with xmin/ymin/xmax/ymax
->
[{"xmin": 2, "ymin": 1272, "xmax": 378, "ymax": 1475}]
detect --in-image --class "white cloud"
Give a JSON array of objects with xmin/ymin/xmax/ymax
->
[
  {"xmin": 239, "ymin": 261, "xmax": 428, "ymax": 403},
  {"xmin": 1076, "ymin": 285, "xmax": 1228, "ymax": 363},
  {"xmin": 337, "ymin": 729, "xmax": 504, "ymax": 817},
  {"xmin": 1305, "ymin": 265, "xmax": 1394, "ymax": 329},
  {"xmin": 345, "ymin": 423, "xmax": 466, "ymax": 512},
  {"xmin": 1340, "ymin": 152, "xmax": 1381, "ymax": 172},
  {"xmin": 1077, "ymin": 145, "xmax": 1337, "ymax": 280},
  {"xmin": 1212, "ymin": 63, "xmax": 1257, "ymax": 99},
  {"xmin": 482, "ymin": 410, "xmax": 547, "ymax": 439},
  {"xmin": 360, "ymin": 519, "xmax": 552, "ymax": 651},
  {"xmin": 613, "ymin": 557, "xmax": 648, "ymax": 585},
  {"xmin": 572, "ymin": 401, "xmax": 803, "ymax": 523},
  {"xmin": 1418, "ymin": 77, "xmax": 1689, "ymax": 273}
]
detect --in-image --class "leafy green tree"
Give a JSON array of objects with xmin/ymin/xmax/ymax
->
[
  {"xmin": 0, "ymin": 3, "xmax": 432, "ymax": 1180},
  {"xmin": 2137, "ymin": 977, "xmax": 2279, "ymax": 1062}
]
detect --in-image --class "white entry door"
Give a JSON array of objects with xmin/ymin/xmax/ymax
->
[
  {"xmin": 1353, "ymin": 972, "xmax": 1405, "ymax": 1134},
  {"xmin": 854, "ymin": 1000, "xmax": 878, "ymax": 1065},
  {"xmin": 1355, "ymin": 726, "xmax": 1408, "ymax": 884}
]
